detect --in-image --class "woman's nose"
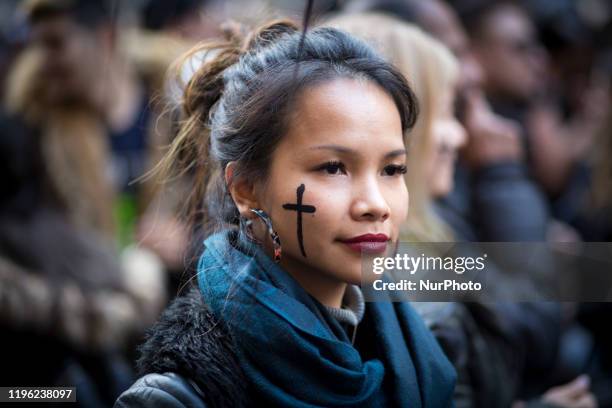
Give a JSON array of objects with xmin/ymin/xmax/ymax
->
[{"xmin": 350, "ymin": 179, "xmax": 391, "ymax": 222}]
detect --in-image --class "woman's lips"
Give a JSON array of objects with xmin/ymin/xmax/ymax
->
[{"xmin": 340, "ymin": 234, "xmax": 389, "ymax": 254}]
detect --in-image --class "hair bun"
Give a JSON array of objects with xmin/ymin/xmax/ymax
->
[
  {"xmin": 244, "ymin": 19, "xmax": 299, "ymax": 52},
  {"xmin": 182, "ymin": 45, "xmax": 241, "ymax": 117},
  {"xmin": 181, "ymin": 20, "xmax": 298, "ymax": 118}
]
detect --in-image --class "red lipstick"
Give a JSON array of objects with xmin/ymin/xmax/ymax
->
[{"xmin": 340, "ymin": 234, "xmax": 389, "ymax": 254}]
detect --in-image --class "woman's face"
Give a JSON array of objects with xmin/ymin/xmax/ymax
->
[
  {"xmin": 251, "ymin": 78, "xmax": 408, "ymax": 304},
  {"xmin": 31, "ymin": 16, "xmax": 108, "ymax": 107},
  {"xmin": 427, "ymin": 89, "xmax": 467, "ymax": 197}
]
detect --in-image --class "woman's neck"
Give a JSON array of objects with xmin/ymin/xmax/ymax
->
[{"xmin": 280, "ymin": 258, "xmax": 348, "ymax": 308}]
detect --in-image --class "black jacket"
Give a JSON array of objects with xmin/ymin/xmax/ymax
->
[
  {"xmin": 436, "ymin": 161, "xmax": 549, "ymax": 242},
  {"xmin": 115, "ymin": 289, "xmax": 249, "ymax": 408}
]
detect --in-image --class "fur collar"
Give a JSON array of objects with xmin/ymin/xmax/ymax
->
[{"xmin": 136, "ymin": 288, "xmax": 248, "ymax": 408}]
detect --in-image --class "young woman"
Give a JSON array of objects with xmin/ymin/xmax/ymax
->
[{"xmin": 115, "ymin": 19, "xmax": 456, "ymax": 407}]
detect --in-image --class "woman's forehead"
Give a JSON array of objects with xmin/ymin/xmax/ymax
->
[{"xmin": 283, "ymin": 78, "xmax": 404, "ymax": 150}]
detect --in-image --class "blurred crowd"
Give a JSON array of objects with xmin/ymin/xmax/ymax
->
[{"xmin": 0, "ymin": 0, "xmax": 611, "ymax": 406}]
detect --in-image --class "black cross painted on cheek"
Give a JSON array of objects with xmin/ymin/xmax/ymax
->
[{"xmin": 282, "ymin": 184, "xmax": 316, "ymax": 258}]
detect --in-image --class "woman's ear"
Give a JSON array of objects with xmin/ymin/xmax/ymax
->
[{"xmin": 225, "ymin": 162, "xmax": 259, "ymax": 216}]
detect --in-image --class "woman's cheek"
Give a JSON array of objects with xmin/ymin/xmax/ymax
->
[
  {"xmin": 302, "ymin": 188, "xmax": 347, "ymax": 233},
  {"xmin": 268, "ymin": 180, "xmax": 347, "ymax": 257}
]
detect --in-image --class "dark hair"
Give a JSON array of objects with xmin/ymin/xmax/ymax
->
[
  {"xmin": 26, "ymin": 0, "xmax": 113, "ymax": 28},
  {"xmin": 158, "ymin": 19, "xmax": 418, "ymax": 244},
  {"xmin": 142, "ymin": 0, "xmax": 206, "ymax": 31}
]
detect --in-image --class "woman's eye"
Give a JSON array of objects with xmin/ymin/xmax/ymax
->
[
  {"xmin": 317, "ymin": 161, "xmax": 347, "ymax": 175},
  {"xmin": 383, "ymin": 164, "xmax": 407, "ymax": 176}
]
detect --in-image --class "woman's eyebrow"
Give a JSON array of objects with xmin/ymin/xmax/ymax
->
[
  {"xmin": 385, "ymin": 149, "xmax": 407, "ymax": 159},
  {"xmin": 309, "ymin": 145, "xmax": 407, "ymax": 158},
  {"xmin": 309, "ymin": 144, "xmax": 354, "ymax": 154}
]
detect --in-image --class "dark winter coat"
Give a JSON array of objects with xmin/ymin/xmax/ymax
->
[{"xmin": 114, "ymin": 288, "xmax": 248, "ymax": 408}]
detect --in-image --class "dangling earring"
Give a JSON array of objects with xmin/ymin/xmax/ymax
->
[{"xmin": 250, "ymin": 208, "xmax": 282, "ymax": 263}]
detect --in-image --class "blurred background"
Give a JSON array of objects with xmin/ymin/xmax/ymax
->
[{"xmin": 0, "ymin": 0, "xmax": 611, "ymax": 407}]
